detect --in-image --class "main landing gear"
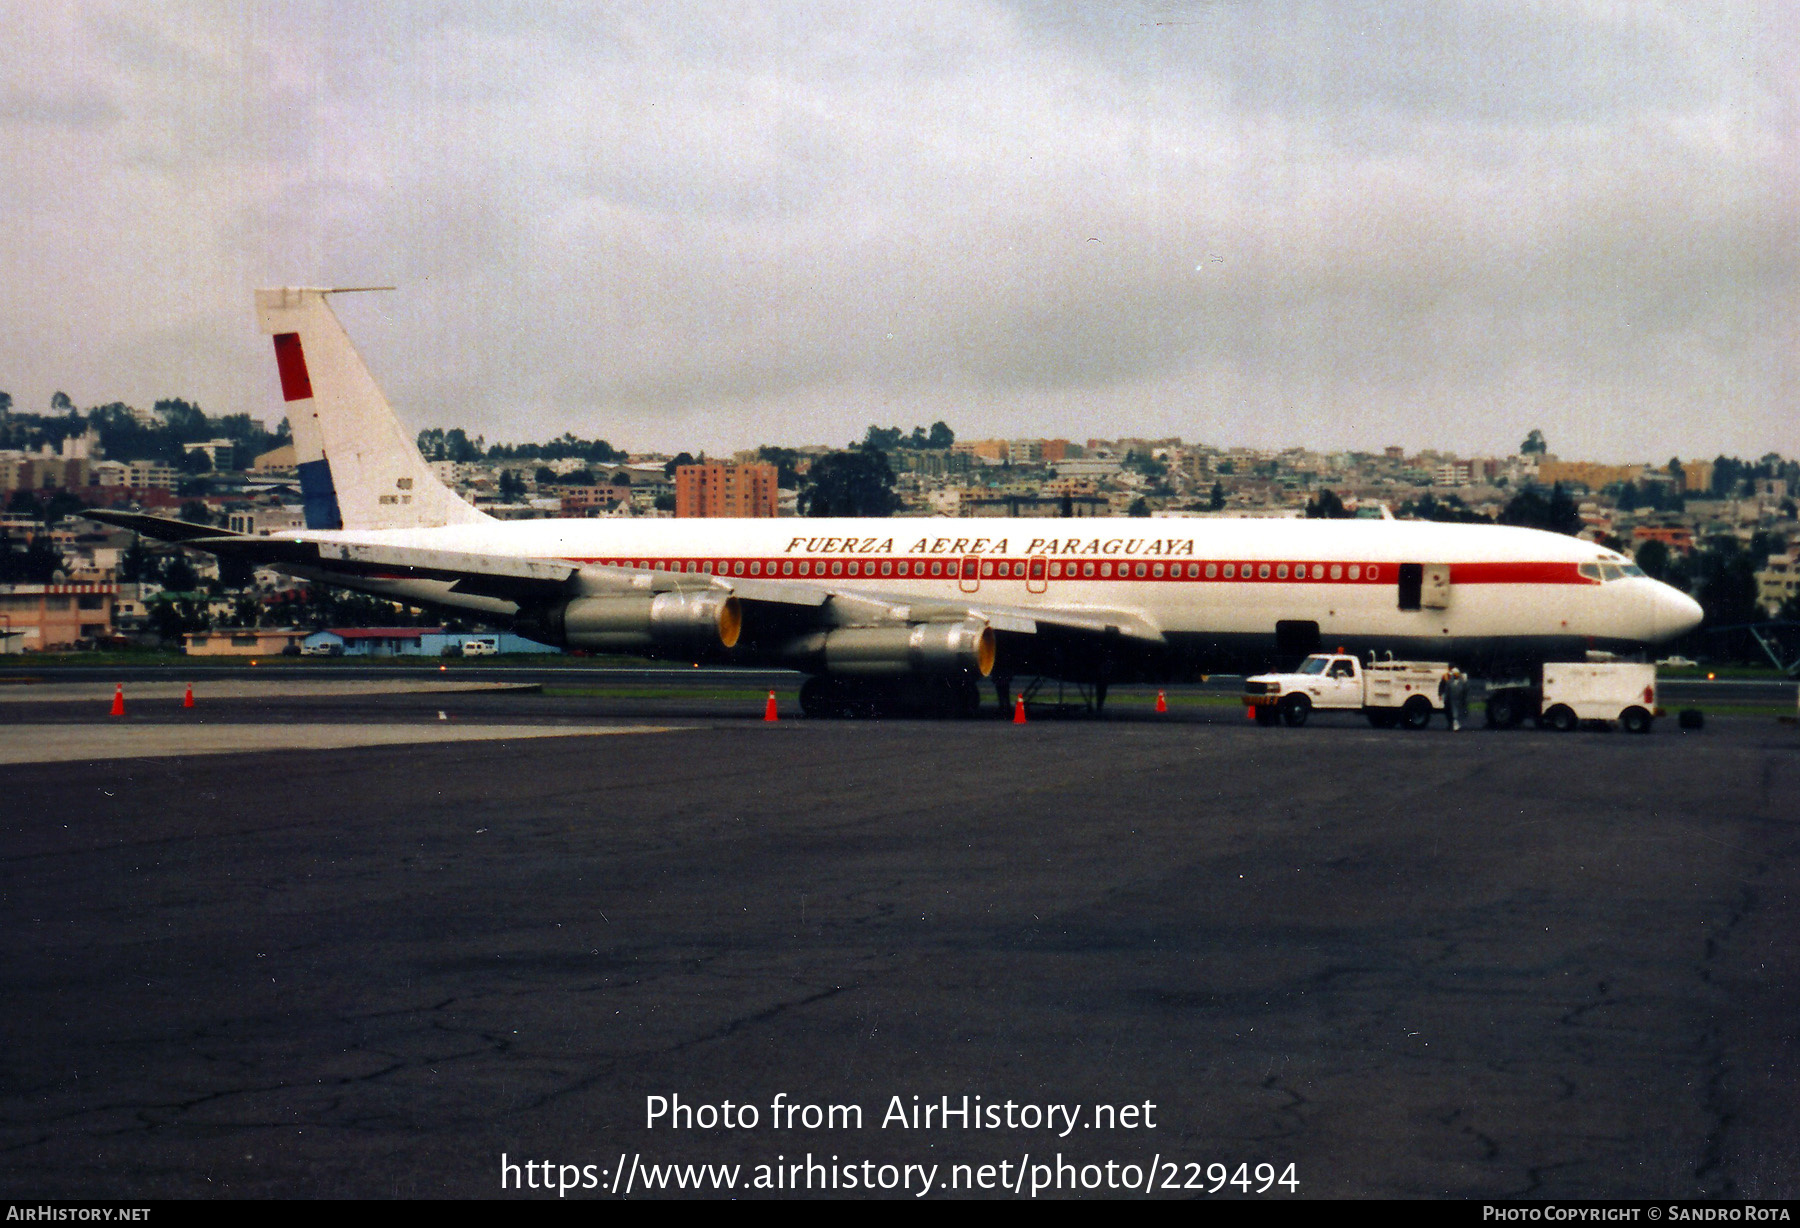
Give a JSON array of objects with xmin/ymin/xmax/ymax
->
[{"xmin": 798, "ymin": 675, "xmax": 983, "ymax": 720}]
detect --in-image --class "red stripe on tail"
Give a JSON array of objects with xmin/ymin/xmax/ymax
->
[{"xmin": 272, "ymin": 332, "xmax": 313, "ymax": 402}]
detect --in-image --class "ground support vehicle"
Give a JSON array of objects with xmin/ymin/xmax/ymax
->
[
  {"xmin": 1242, "ymin": 654, "xmax": 1449, "ymax": 729},
  {"xmin": 1484, "ymin": 662, "xmax": 1659, "ymax": 733}
]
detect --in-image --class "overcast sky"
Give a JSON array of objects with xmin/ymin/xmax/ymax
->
[{"xmin": 0, "ymin": 1, "xmax": 1792, "ymax": 463}]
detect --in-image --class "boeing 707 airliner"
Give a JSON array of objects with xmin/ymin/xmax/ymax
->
[{"xmin": 96, "ymin": 288, "xmax": 1704, "ymax": 717}]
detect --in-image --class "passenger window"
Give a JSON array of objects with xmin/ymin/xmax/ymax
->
[
  {"xmin": 982, "ymin": 561, "xmax": 994, "ymax": 577},
  {"xmin": 881, "ymin": 561, "xmax": 892, "ymax": 576},
  {"xmin": 1135, "ymin": 562, "xmax": 1147, "ymax": 578},
  {"xmin": 1205, "ymin": 563, "xmax": 1217, "ymax": 578},
  {"xmin": 1223, "ymin": 564, "xmax": 1235, "ymax": 578},
  {"xmin": 1313, "ymin": 564, "xmax": 1325, "ymax": 579},
  {"xmin": 783, "ymin": 561, "xmax": 794, "ymax": 576},
  {"xmin": 1329, "ymin": 564, "xmax": 1341, "ymax": 580},
  {"xmin": 831, "ymin": 561, "xmax": 842, "ymax": 576},
  {"xmin": 1100, "ymin": 563, "xmax": 1113, "ymax": 578},
  {"xmin": 1153, "ymin": 563, "xmax": 1164, "ymax": 578},
  {"xmin": 750, "ymin": 561, "xmax": 761, "ymax": 575},
  {"xmin": 1349, "ymin": 564, "xmax": 1361, "ymax": 580},
  {"xmin": 1187, "ymin": 563, "xmax": 1199, "ymax": 578},
  {"xmin": 1083, "ymin": 562, "xmax": 1095, "ymax": 577},
  {"xmin": 1259, "ymin": 564, "xmax": 1271, "ymax": 579},
  {"xmin": 930, "ymin": 561, "xmax": 942, "ymax": 577},
  {"xmin": 1277, "ymin": 564, "xmax": 1288, "ymax": 579},
  {"xmin": 1367, "ymin": 565, "xmax": 1379, "ymax": 581}
]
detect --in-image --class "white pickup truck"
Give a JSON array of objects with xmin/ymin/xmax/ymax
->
[{"xmin": 1243, "ymin": 654, "xmax": 1449, "ymax": 729}]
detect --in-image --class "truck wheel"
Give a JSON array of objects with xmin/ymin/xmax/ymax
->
[
  {"xmin": 1400, "ymin": 696, "xmax": 1433, "ymax": 730},
  {"xmin": 1485, "ymin": 694, "xmax": 1515, "ymax": 728},
  {"xmin": 1621, "ymin": 706, "xmax": 1653, "ymax": 734},
  {"xmin": 1545, "ymin": 704, "xmax": 1577, "ymax": 733},
  {"xmin": 1254, "ymin": 706, "xmax": 1279, "ymax": 726},
  {"xmin": 1280, "ymin": 694, "xmax": 1311, "ymax": 727}
]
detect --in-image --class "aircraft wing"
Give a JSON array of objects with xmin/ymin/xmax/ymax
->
[{"xmin": 87, "ymin": 510, "xmax": 1164, "ymax": 650}]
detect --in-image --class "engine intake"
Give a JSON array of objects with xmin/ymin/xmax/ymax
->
[{"xmin": 526, "ymin": 591, "xmax": 742, "ymax": 652}]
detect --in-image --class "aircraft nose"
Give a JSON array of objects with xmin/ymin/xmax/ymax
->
[{"xmin": 1653, "ymin": 583, "xmax": 1704, "ymax": 641}]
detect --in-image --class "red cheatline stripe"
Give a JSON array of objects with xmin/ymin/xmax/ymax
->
[
  {"xmin": 272, "ymin": 332, "xmax": 313, "ymax": 402},
  {"xmin": 536, "ymin": 557, "xmax": 1594, "ymax": 584},
  {"xmin": 1450, "ymin": 561, "xmax": 1591, "ymax": 585}
]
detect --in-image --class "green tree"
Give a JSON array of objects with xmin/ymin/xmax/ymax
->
[
  {"xmin": 1305, "ymin": 488, "xmax": 1353, "ymax": 519},
  {"xmin": 757, "ymin": 446, "xmax": 802, "ymax": 487},
  {"xmin": 1632, "ymin": 539, "xmax": 1677, "ymax": 585},
  {"xmin": 1498, "ymin": 483, "xmax": 1582, "ymax": 536},
  {"xmin": 162, "ymin": 556, "xmax": 201, "ymax": 592},
  {"xmin": 497, "ymin": 469, "xmax": 527, "ymax": 501},
  {"xmin": 1208, "ymin": 481, "xmax": 1225, "ymax": 511},
  {"xmin": 802, "ymin": 450, "xmax": 898, "ymax": 517},
  {"xmin": 663, "ymin": 451, "xmax": 696, "ymax": 478},
  {"xmin": 1520, "ymin": 428, "xmax": 1547, "ymax": 456},
  {"xmin": 926, "ymin": 421, "xmax": 954, "ymax": 449}
]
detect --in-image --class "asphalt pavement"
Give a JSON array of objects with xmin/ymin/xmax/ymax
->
[{"xmin": 0, "ymin": 680, "xmax": 1795, "ymax": 1199}]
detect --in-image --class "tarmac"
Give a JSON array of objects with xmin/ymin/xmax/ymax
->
[{"xmin": 0, "ymin": 676, "xmax": 1796, "ymax": 1199}]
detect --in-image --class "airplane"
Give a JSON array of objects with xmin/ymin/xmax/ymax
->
[{"xmin": 93, "ymin": 286, "xmax": 1705, "ymax": 718}]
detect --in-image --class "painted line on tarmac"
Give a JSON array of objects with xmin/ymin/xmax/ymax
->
[
  {"xmin": 0, "ymin": 680, "xmax": 543, "ymax": 703},
  {"xmin": 0, "ymin": 723, "xmax": 683, "ymax": 765}
]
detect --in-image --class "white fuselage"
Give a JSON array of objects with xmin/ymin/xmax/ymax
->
[{"xmin": 280, "ymin": 513, "xmax": 1703, "ymax": 666}]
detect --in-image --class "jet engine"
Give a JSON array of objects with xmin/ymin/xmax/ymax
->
[
  {"xmin": 785, "ymin": 619, "xmax": 995, "ymax": 677},
  {"xmin": 521, "ymin": 591, "xmax": 742, "ymax": 653}
]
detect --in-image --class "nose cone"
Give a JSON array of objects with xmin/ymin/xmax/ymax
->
[{"xmin": 1652, "ymin": 582, "xmax": 1704, "ymax": 642}]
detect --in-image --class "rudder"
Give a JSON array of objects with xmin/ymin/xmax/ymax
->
[{"xmin": 256, "ymin": 287, "xmax": 489, "ymax": 531}]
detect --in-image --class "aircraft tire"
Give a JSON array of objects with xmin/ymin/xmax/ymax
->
[{"xmin": 799, "ymin": 677, "xmax": 832, "ymax": 719}]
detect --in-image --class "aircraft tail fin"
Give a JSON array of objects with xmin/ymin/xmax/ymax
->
[{"xmin": 255, "ymin": 287, "xmax": 490, "ymax": 531}]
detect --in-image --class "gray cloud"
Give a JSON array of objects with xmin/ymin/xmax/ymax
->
[{"xmin": 0, "ymin": 0, "xmax": 1790, "ymax": 463}]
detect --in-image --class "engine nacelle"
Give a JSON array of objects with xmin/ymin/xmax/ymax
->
[
  {"xmin": 795, "ymin": 619, "xmax": 995, "ymax": 677},
  {"xmin": 526, "ymin": 591, "xmax": 742, "ymax": 652}
]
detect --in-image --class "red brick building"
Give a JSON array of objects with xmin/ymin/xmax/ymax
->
[{"xmin": 674, "ymin": 463, "xmax": 779, "ymax": 518}]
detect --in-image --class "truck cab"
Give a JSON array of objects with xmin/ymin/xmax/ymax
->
[{"xmin": 1244, "ymin": 653, "xmax": 1447, "ymax": 729}]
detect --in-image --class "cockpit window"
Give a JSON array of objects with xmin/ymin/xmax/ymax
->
[
  {"xmin": 1621, "ymin": 563, "xmax": 1646, "ymax": 577},
  {"xmin": 1599, "ymin": 564, "xmax": 1624, "ymax": 582},
  {"xmin": 1298, "ymin": 657, "xmax": 1329, "ymax": 674},
  {"xmin": 1578, "ymin": 563, "xmax": 1602, "ymax": 582}
]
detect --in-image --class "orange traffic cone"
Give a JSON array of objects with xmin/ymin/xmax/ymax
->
[
  {"xmin": 1245, "ymin": 704, "xmax": 1255, "ymax": 721},
  {"xmin": 182, "ymin": 685, "xmax": 194, "ymax": 709},
  {"xmin": 1013, "ymin": 694, "xmax": 1027, "ymax": 724},
  {"xmin": 764, "ymin": 690, "xmax": 779, "ymax": 722},
  {"xmin": 1155, "ymin": 690, "xmax": 1168, "ymax": 713},
  {"xmin": 110, "ymin": 684, "xmax": 125, "ymax": 717}
]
